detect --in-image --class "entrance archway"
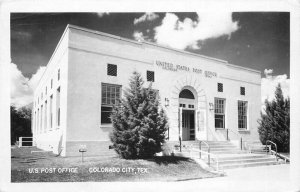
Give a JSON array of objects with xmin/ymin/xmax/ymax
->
[
  {"xmin": 169, "ymin": 75, "xmax": 208, "ymax": 141},
  {"xmin": 179, "ymin": 88, "xmax": 197, "ymax": 141}
]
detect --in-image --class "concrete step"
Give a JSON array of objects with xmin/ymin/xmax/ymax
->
[
  {"xmin": 215, "ymin": 154, "xmax": 269, "ymax": 161},
  {"xmin": 216, "ymin": 157, "xmax": 276, "ymax": 165},
  {"xmin": 217, "ymin": 160, "xmax": 280, "ymax": 169}
]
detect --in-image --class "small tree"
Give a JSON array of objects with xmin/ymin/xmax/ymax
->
[
  {"xmin": 258, "ymin": 84, "xmax": 290, "ymax": 152},
  {"xmin": 110, "ymin": 71, "xmax": 168, "ymax": 159}
]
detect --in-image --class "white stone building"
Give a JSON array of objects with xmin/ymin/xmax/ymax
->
[{"xmin": 32, "ymin": 25, "xmax": 261, "ymax": 156}]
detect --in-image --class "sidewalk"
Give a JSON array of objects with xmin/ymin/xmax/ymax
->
[{"xmin": 171, "ymin": 164, "xmax": 292, "ymax": 192}]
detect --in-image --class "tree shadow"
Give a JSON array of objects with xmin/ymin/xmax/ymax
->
[{"xmin": 146, "ymin": 156, "xmax": 192, "ymax": 165}]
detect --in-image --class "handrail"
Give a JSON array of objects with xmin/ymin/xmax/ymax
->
[
  {"xmin": 199, "ymin": 141, "xmax": 210, "ymax": 165},
  {"xmin": 266, "ymin": 140, "xmax": 278, "ymax": 161},
  {"xmin": 226, "ymin": 128, "xmax": 243, "ymax": 150},
  {"xmin": 190, "ymin": 148, "xmax": 220, "ymax": 171}
]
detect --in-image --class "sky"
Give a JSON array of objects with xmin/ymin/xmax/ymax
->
[{"xmin": 10, "ymin": 12, "xmax": 290, "ymax": 108}]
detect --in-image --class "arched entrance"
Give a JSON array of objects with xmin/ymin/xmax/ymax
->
[{"xmin": 179, "ymin": 88, "xmax": 197, "ymax": 141}]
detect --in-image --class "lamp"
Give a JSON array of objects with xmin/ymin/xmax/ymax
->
[
  {"xmin": 165, "ymin": 98, "xmax": 169, "ymax": 107},
  {"xmin": 209, "ymin": 102, "xmax": 214, "ymax": 111}
]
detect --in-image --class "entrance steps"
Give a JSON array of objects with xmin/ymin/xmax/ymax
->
[{"xmin": 170, "ymin": 140, "xmax": 281, "ymax": 170}]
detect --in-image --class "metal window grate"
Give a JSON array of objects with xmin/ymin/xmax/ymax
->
[
  {"xmin": 240, "ymin": 87, "xmax": 245, "ymax": 95},
  {"xmin": 147, "ymin": 71, "xmax": 155, "ymax": 82},
  {"xmin": 218, "ymin": 83, "xmax": 223, "ymax": 92},
  {"xmin": 107, "ymin": 64, "xmax": 117, "ymax": 76}
]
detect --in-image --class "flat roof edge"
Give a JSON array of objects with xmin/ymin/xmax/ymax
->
[
  {"xmin": 226, "ymin": 63, "xmax": 261, "ymax": 74},
  {"xmin": 68, "ymin": 24, "xmax": 260, "ymax": 74},
  {"xmin": 67, "ymin": 24, "xmax": 229, "ymax": 64}
]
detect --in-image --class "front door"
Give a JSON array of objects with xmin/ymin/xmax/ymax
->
[{"xmin": 182, "ymin": 110, "xmax": 195, "ymax": 140}]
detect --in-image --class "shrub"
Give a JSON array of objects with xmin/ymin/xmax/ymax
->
[
  {"xmin": 110, "ymin": 71, "xmax": 168, "ymax": 159},
  {"xmin": 258, "ymin": 84, "xmax": 290, "ymax": 152}
]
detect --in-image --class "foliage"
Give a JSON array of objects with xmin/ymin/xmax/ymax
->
[
  {"xmin": 258, "ymin": 84, "xmax": 290, "ymax": 152},
  {"xmin": 110, "ymin": 71, "xmax": 168, "ymax": 159},
  {"xmin": 11, "ymin": 105, "xmax": 32, "ymax": 145}
]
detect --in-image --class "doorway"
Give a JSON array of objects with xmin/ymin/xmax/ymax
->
[{"xmin": 182, "ymin": 110, "xmax": 195, "ymax": 140}]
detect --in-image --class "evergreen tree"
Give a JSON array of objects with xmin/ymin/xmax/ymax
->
[
  {"xmin": 258, "ymin": 84, "xmax": 290, "ymax": 152},
  {"xmin": 110, "ymin": 71, "xmax": 168, "ymax": 159},
  {"xmin": 11, "ymin": 105, "xmax": 32, "ymax": 145}
]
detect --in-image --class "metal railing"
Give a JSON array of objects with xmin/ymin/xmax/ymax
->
[
  {"xmin": 226, "ymin": 128, "xmax": 243, "ymax": 150},
  {"xmin": 18, "ymin": 137, "xmax": 34, "ymax": 147},
  {"xmin": 266, "ymin": 140, "xmax": 278, "ymax": 161},
  {"xmin": 189, "ymin": 147, "xmax": 220, "ymax": 171},
  {"xmin": 199, "ymin": 141, "xmax": 210, "ymax": 163}
]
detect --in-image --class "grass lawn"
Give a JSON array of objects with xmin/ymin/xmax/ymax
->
[{"xmin": 11, "ymin": 146, "xmax": 220, "ymax": 182}]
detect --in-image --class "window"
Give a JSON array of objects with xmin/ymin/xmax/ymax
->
[
  {"xmin": 218, "ymin": 83, "xmax": 223, "ymax": 92},
  {"xmin": 240, "ymin": 87, "xmax": 245, "ymax": 95},
  {"xmin": 238, "ymin": 101, "xmax": 248, "ymax": 129},
  {"xmin": 179, "ymin": 89, "xmax": 194, "ymax": 99},
  {"xmin": 147, "ymin": 71, "xmax": 155, "ymax": 82},
  {"xmin": 179, "ymin": 103, "xmax": 186, "ymax": 108},
  {"xmin": 50, "ymin": 95, "xmax": 53, "ymax": 129},
  {"xmin": 107, "ymin": 64, "xmax": 117, "ymax": 76},
  {"xmin": 188, "ymin": 104, "xmax": 194, "ymax": 109},
  {"xmin": 34, "ymin": 111, "xmax": 37, "ymax": 134},
  {"xmin": 215, "ymin": 98, "xmax": 225, "ymax": 129},
  {"xmin": 40, "ymin": 105, "xmax": 43, "ymax": 133},
  {"xmin": 101, "ymin": 83, "xmax": 121, "ymax": 124},
  {"xmin": 37, "ymin": 109, "xmax": 40, "ymax": 134},
  {"xmin": 58, "ymin": 69, "xmax": 60, "ymax": 80},
  {"xmin": 56, "ymin": 87, "xmax": 60, "ymax": 127},
  {"xmin": 44, "ymin": 100, "xmax": 47, "ymax": 132}
]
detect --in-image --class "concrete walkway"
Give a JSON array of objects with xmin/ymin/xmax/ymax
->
[{"xmin": 169, "ymin": 164, "xmax": 293, "ymax": 192}]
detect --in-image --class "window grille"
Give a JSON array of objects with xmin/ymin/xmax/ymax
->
[
  {"xmin": 240, "ymin": 87, "xmax": 245, "ymax": 95},
  {"xmin": 147, "ymin": 71, "xmax": 155, "ymax": 82},
  {"xmin": 107, "ymin": 64, "xmax": 117, "ymax": 76},
  {"xmin": 218, "ymin": 83, "xmax": 223, "ymax": 92}
]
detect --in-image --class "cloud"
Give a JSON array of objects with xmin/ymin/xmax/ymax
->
[
  {"xmin": 134, "ymin": 12, "xmax": 159, "ymax": 25},
  {"xmin": 154, "ymin": 12, "xmax": 239, "ymax": 50},
  {"xmin": 96, "ymin": 12, "xmax": 109, "ymax": 18},
  {"xmin": 10, "ymin": 63, "xmax": 46, "ymax": 108},
  {"xmin": 28, "ymin": 66, "xmax": 46, "ymax": 90},
  {"xmin": 261, "ymin": 69, "xmax": 290, "ymax": 105},
  {"xmin": 264, "ymin": 69, "xmax": 273, "ymax": 77},
  {"xmin": 133, "ymin": 31, "xmax": 146, "ymax": 41},
  {"xmin": 11, "ymin": 30, "xmax": 32, "ymax": 42}
]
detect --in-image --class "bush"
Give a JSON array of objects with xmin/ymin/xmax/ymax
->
[
  {"xmin": 110, "ymin": 71, "xmax": 169, "ymax": 159},
  {"xmin": 258, "ymin": 84, "xmax": 290, "ymax": 152}
]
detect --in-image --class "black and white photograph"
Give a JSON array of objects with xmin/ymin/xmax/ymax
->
[{"xmin": 1, "ymin": 0, "xmax": 300, "ymax": 191}]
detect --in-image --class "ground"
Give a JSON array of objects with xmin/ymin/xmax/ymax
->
[{"xmin": 11, "ymin": 146, "xmax": 219, "ymax": 182}]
